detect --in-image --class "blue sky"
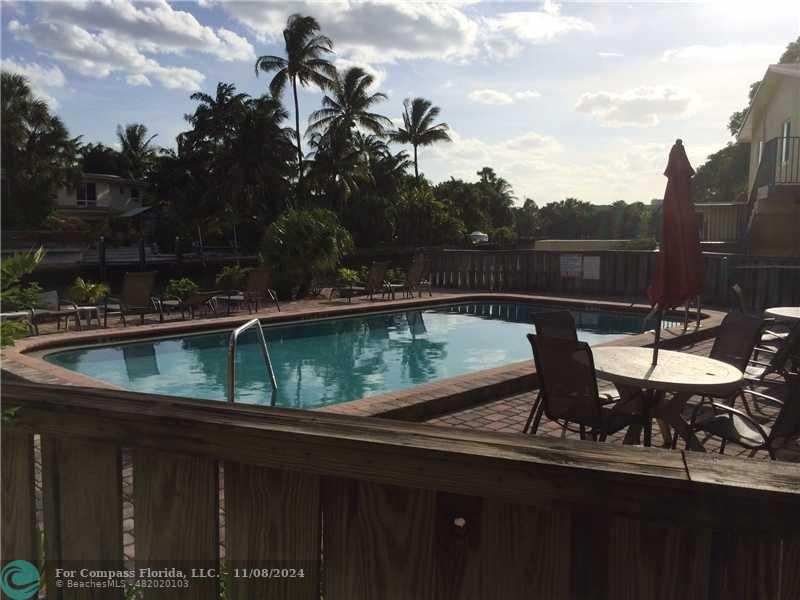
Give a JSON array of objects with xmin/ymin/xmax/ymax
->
[{"xmin": 2, "ymin": 1, "xmax": 798, "ymax": 204}]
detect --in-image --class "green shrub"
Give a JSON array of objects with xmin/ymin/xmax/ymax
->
[
  {"xmin": 262, "ymin": 209, "xmax": 354, "ymax": 298},
  {"xmin": 0, "ymin": 247, "xmax": 44, "ymax": 347},
  {"xmin": 165, "ymin": 278, "xmax": 200, "ymax": 301},
  {"xmin": 337, "ymin": 268, "xmax": 361, "ymax": 285},
  {"xmin": 491, "ymin": 226, "xmax": 518, "ymax": 246},
  {"xmin": 68, "ymin": 277, "xmax": 110, "ymax": 304},
  {"xmin": 215, "ymin": 265, "xmax": 251, "ymax": 290}
]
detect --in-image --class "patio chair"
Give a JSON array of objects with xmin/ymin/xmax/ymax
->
[
  {"xmin": 525, "ymin": 333, "xmax": 641, "ymax": 440},
  {"xmin": 331, "ymin": 262, "xmax": 388, "ymax": 302},
  {"xmin": 30, "ymin": 290, "xmax": 82, "ymax": 333},
  {"xmin": 745, "ymin": 322, "xmax": 800, "ymax": 385},
  {"xmin": 237, "ymin": 266, "xmax": 280, "ymax": 313},
  {"xmin": 385, "ymin": 254, "xmax": 430, "ymax": 299},
  {"xmin": 687, "ymin": 376, "xmax": 799, "ymax": 460},
  {"xmin": 731, "ymin": 283, "xmax": 787, "ymax": 345},
  {"xmin": 103, "ymin": 271, "xmax": 162, "ymax": 327},
  {"xmin": 524, "ymin": 311, "xmax": 619, "ymax": 433},
  {"xmin": 160, "ymin": 290, "xmax": 220, "ymax": 320}
]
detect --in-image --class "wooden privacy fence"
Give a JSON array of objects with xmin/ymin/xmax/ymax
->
[
  {"xmin": 428, "ymin": 250, "xmax": 800, "ymax": 311},
  {"xmin": 2, "ymin": 381, "xmax": 799, "ymax": 600}
]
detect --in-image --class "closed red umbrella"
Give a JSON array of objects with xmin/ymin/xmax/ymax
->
[{"xmin": 647, "ymin": 139, "xmax": 704, "ymax": 364}]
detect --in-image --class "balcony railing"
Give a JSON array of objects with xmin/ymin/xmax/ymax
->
[
  {"xmin": 754, "ymin": 136, "xmax": 800, "ymax": 190},
  {"xmin": 2, "ymin": 381, "xmax": 799, "ymax": 599}
]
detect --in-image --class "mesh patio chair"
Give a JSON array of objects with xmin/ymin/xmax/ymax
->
[
  {"xmin": 731, "ymin": 283, "xmax": 787, "ymax": 345},
  {"xmin": 523, "ymin": 312, "xmax": 618, "ymax": 433},
  {"xmin": 217, "ymin": 266, "xmax": 281, "ymax": 314},
  {"xmin": 688, "ymin": 376, "xmax": 799, "ymax": 460},
  {"xmin": 160, "ymin": 290, "xmax": 220, "ymax": 320},
  {"xmin": 30, "ymin": 290, "xmax": 82, "ymax": 333},
  {"xmin": 745, "ymin": 322, "xmax": 800, "ymax": 385},
  {"xmin": 386, "ymin": 253, "xmax": 431, "ymax": 299},
  {"xmin": 699, "ymin": 311, "xmax": 765, "ymax": 410},
  {"xmin": 103, "ymin": 271, "xmax": 162, "ymax": 327},
  {"xmin": 331, "ymin": 262, "xmax": 388, "ymax": 302},
  {"xmin": 526, "ymin": 333, "xmax": 641, "ymax": 440}
]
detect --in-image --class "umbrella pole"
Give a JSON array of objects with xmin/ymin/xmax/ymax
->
[{"xmin": 652, "ymin": 310, "xmax": 663, "ymax": 366}]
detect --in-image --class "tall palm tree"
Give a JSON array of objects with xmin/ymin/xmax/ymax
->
[
  {"xmin": 186, "ymin": 82, "xmax": 250, "ymax": 143},
  {"xmin": 307, "ymin": 66, "xmax": 392, "ymax": 138},
  {"xmin": 390, "ymin": 97, "xmax": 451, "ymax": 181},
  {"xmin": 116, "ymin": 123, "xmax": 157, "ymax": 179},
  {"xmin": 254, "ymin": 14, "xmax": 336, "ymax": 183}
]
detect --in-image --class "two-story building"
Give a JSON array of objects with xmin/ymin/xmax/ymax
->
[
  {"xmin": 55, "ymin": 172, "xmax": 149, "ymax": 222},
  {"xmin": 737, "ymin": 63, "xmax": 800, "ymax": 256}
]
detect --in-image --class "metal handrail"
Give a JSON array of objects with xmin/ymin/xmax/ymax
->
[{"xmin": 227, "ymin": 318, "xmax": 277, "ymax": 405}]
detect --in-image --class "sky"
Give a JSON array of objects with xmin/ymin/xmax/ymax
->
[{"xmin": 2, "ymin": 0, "xmax": 799, "ymax": 205}]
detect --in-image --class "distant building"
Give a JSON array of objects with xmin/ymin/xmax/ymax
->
[
  {"xmin": 736, "ymin": 63, "xmax": 800, "ymax": 256},
  {"xmin": 55, "ymin": 172, "xmax": 150, "ymax": 223}
]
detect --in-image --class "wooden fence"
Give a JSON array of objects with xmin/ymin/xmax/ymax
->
[
  {"xmin": 429, "ymin": 250, "xmax": 800, "ymax": 311},
  {"xmin": 2, "ymin": 381, "xmax": 799, "ymax": 600}
]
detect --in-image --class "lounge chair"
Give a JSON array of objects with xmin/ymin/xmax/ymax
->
[
  {"xmin": 160, "ymin": 290, "xmax": 221, "ymax": 320},
  {"xmin": 731, "ymin": 284, "xmax": 787, "ymax": 345},
  {"xmin": 331, "ymin": 262, "xmax": 388, "ymax": 302},
  {"xmin": 525, "ymin": 333, "xmax": 641, "ymax": 440},
  {"xmin": 688, "ymin": 376, "xmax": 799, "ymax": 459},
  {"xmin": 385, "ymin": 254, "xmax": 431, "ymax": 299},
  {"xmin": 30, "ymin": 290, "xmax": 83, "ymax": 333},
  {"xmin": 220, "ymin": 266, "xmax": 280, "ymax": 314},
  {"xmin": 103, "ymin": 271, "xmax": 162, "ymax": 327}
]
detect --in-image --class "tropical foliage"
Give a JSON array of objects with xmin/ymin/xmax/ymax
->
[
  {"xmin": 0, "ymin": 247, "xmax": 44, "ymax": 347},
  {"xmin": 165, "ymin": 278, "xmax": 200, "ymax": 301},
  {"xmin": 390, "ymin": 97, "xmax": 451, "ymax": 180},
  {"xmin": 68, "ymin": 277, "xmax": 110, "ymax": 304},
  {"xmin": 1, "ymin": 72, "xmax": 80, "ymax": 228}
]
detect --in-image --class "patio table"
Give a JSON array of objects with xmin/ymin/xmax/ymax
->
[
  {"xmin": 764, "ymin": 307, "xmax": 800, "ymax": 322},
  {"xmin": 592, "ymin": 346, "xmax": 743, "ymax": 448}
]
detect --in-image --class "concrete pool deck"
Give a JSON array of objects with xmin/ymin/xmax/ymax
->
[{"xmin": 2, "ymin": 291, "xmax": 725, "ymax": 421}]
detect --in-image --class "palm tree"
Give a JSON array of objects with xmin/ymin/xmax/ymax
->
[
  {"xmin": 307, "ymin": 66, "xmax": 392, "ymax": 138},
  {"xmin": 116, "ymin": 123, "xmax": 157, "ymax": 179},
  {"xmin": 390, "ymin": 97, "xmax": 451, "ymax": 181},
  {"xmin": 254, "ymin": 14, "xmax": 336, "ymax": 183},
  {"xmin": 186, "ymin": 82, "xmax": 250, "ymax": 143}
]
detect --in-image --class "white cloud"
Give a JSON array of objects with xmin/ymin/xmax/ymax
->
[
  {"xmin": 37, "ymin": 0, "xmax": 255, "ymax": 62},
  {"xmin": 7, "ymin": 0, "xmax": 256, "ymax": 92},
  {"xmin": 574, "ymin": 86, "xmax": 696, "ymax": 127},
  {"xmin": 597, "ymin": 51, "xmax": 623, "ymax": 58},
  {"xmin": 481, "ymin": 0, "xmax": 594, "ymax": 57},
  {"xmin": 9, "ymin": 19, "xmax": 205, "ymax": 91},
  {"xmin": 467, "ymin": 88, "xmax": 541, "ymax": 105},
  {"xmin": 660, "ymin": 43, "xmax": 783, "ymax": 64},
  {"xmin": 0, "ymin": 57, "xmax": 66, "ymax": 108},
  {"xmin": 215, "ymin": 0, "xmax": 593, "ymax": 64}
]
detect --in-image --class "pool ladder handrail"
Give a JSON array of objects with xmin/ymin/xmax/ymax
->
[{"xmin": 227, "ymin": 318, "xmax": 277, "ymax": 405}]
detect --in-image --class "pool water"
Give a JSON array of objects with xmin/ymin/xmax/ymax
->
[{"xmin": 45, "ymin": 302, "xmax": 670, "ymax": 409}]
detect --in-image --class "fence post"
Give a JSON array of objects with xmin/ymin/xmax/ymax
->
[
  {"xmin": 98, "ymin": 236, "xmax": 106, "ymax": 281},
  {"xmin": 175, "ymin": 236, "xmax": 182, "ymax": 264}
]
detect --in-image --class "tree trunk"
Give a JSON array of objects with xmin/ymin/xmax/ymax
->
[
  {"xmin": 292, "ymin": 76, "xmax": 303, "ymax": 194},
  {"xmin": 413, "ymin": 144, "xmax": 419, "ymax": 181}
]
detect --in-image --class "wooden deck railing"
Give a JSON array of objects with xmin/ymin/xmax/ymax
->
[
  {"xmin": 428, "ymin": 249, "xmax": 800, "ymax": 311},
  {"xmin": 2, "ymin": 381, "xmax": 799, "ymax": 599}
]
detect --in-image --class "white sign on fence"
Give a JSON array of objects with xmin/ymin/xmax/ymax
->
[
  {"xmin": 560, "ymin": 254, "xmax": 582, "ymax": 278},
  {"xmin": 582, "ymin": 256, "xmax": 601, "ymax": 280}
]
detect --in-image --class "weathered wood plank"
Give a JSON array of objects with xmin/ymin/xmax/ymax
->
[
  {"xmin": 323, "ymin": 477, "xmax": 435, "ymax": 600},
  {"xmin": 134, "ymin": 450, "xmax": 218, "ymax": 600},
  {"xmin": 0, "ymin": 429, "xmax": 36, "ymax": 564},
  {"xmin": 433, "ymin": 492, "xmax": 484, "ymax": 600},
  {"xmin": 224, "ymin": 463, "xmax": 320, "ymax": 600},
  {"xmin": 709, "ymin": 530, "xmax": 782, "ymax": 600},
  {"xmin": 42, "ymin": 437, "xmax": 123, "ymax": 599},
  {"xmin": 483, "ymin": 499, "xmax": 571, "ymax": 600},
  {"xmin": 607, "ymin": 516, "xmax": 710, "ymax": 600}
]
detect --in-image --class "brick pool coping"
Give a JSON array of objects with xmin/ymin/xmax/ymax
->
[{"xmin": 1, "ymin": 292, "xmax": 726, "ymax": 421}]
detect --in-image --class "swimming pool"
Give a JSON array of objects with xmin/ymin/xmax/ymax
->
[{"xmin": 45, "ymin": 301, "xmax": 671, "ymax": 409}]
